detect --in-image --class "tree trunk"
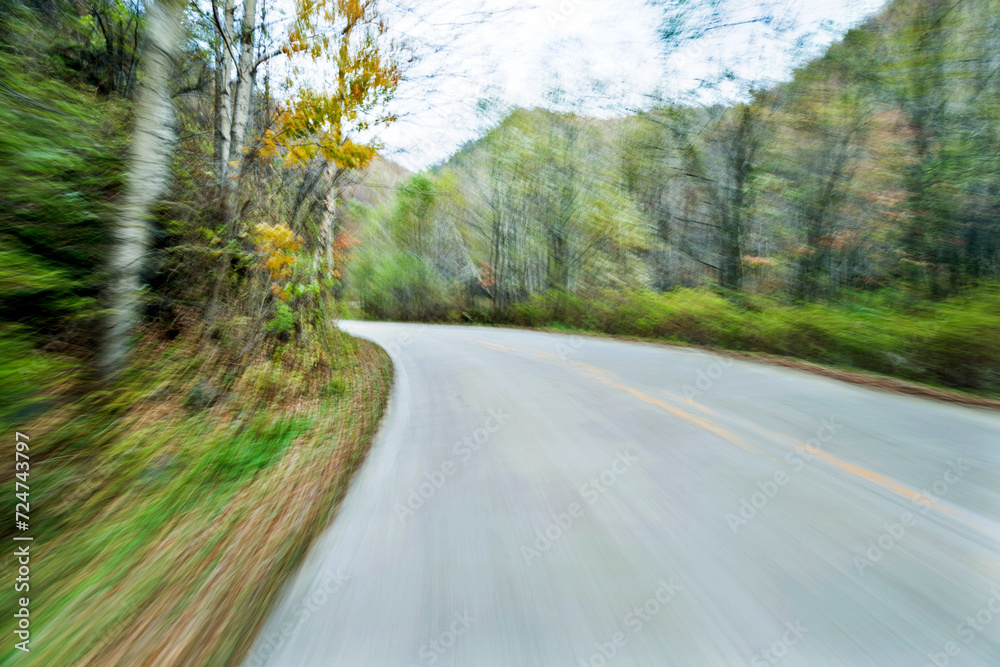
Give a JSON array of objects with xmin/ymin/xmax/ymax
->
[
  {"xmin": 203, "ymin": 0, "xmax": 256, "ymax": 337},
  {"xmin": 213, "ymin": 0, "xmax": 234, "ymax": 186},
  {"xmin": 720, "ymin": 212, "xmax": 743, "ymax": 291},
  {"xmin": 547, "ymin": 230, "xmax": 569, "ymax": 291},
  {"xmin": 317, "ymin": 162, "xmax": 341, "ymax": 273},
  {"xmin": 720, "ymin": 103, "xmax": 758, "ymax": 291},
  {"xmin": 795, "ymin": 216, "xmax": 823, "ymax": 301},
  {"xmin": 226, "ymin": 0, "xmax": 258, "ymax": 187},
  {"xmin": 98, "ymin": 0, "xmax": 185, "ymax": 381}
]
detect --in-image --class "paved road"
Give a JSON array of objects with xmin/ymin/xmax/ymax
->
[{"xmin": 246, "ymin": 322, "xmax": 1000, "ymax": 667}]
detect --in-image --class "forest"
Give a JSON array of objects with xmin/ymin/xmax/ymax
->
[
  {"xmin": 1, "ymin": 0, "xmax": 999, "ymax": 663},
  {"xmin": 349, "ymin": 0, "xmax": 1000, "ymax": 394},
  {"xmin": 1, "ymin": 0, "xmax": 397, "ymax": 662}
]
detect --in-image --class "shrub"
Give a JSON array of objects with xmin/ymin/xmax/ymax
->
[
  {"xmin": 0, "ymin": 35, "xmax": 125, "ymax": 346},
  {"xmin": 351, "ymin": 276, "xmax": 1000, "ymax": 394},
  {"xmin": 915, "ymin": 294, "xmax": 1000, "ymax": 390},
  {"xmin": 351, "ymin": 251, "xmax": 457, "ymax": 321},
  {"xmin": 268, "ymin": 302, "xmax": 296, "ymax": 336}
]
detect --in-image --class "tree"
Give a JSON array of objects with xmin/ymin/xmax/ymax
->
[
  {"xmin": 778, "ymin": 38, "xmax": 872, "ymax": 301},
  {"xmin": 452, "ymin": 109, "xmax": 648, "ymax": 304},
  {"xmin": 259, "ymin": 0, "xmax": 400, "ymax": 286},
  {"xmin": 896, "ymin": 0, "xmax": 953, "ymax": 295},
  {"xmin": 99, "ymin": 0, "xmax": 186, "ymax": 380},
  {"xmin": 717, "ymin": 101, "xmax": 762, "ymax": 290},
  {"xmin": 663, "ymin": 100, "xmax": 768, "ymax": 291},
  {"xmin": 389, "ymin": 174, "xmax": 436, "ymax": 258}
]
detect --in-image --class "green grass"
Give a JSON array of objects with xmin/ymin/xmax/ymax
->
[
  {"xmin": 495, "ymin": 286, "xmax": 1000, "ymax": 395},
  {"xmin": 353, "ymin": 284, "xmax": 1000, "ymax": 395},
  {"xmin": 0, "ymin": 330, "xmax": 393, "ymax": 666},
  {"xmin": 182, "ymin": 414, "xmax": 315, "ymax": 484}
]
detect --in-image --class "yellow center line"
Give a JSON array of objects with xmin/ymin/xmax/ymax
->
[
  {"xmin": 660, "ymin": 389, "xmax": 801, "ymax": 447},
  {"xmin": 655, "ymin": 391, "xmax": 994, "ymax": 535},
  {"xmin": 461, "ymin": 336, "xmax": 770, "ymax": 458},
  {"xmin": 460, "ymin": 335, "xmax": 996, "ymax": 538},
  {"xmin": 596, "ymin": 376, "xmax": 770, "ymax": 458},
  {"xmin": 459, "ymin": 337, "xmax": 517, "ymax": 354}
]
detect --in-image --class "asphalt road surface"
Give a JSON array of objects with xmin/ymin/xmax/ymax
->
[{"xmin": 246, "ymin": 322, "xmax": 1000, "ymax": 667}]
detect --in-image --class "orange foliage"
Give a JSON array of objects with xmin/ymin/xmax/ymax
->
[
  {"xmin": 477, "ymin": 261, "xmax": 496, "ymax": 290},
  {"xmin": 334, "ymin": 226, "xmax": 359, "ymax": 250}
]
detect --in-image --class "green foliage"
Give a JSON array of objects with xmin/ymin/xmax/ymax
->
[
  {"xmin": 268, "ymin": 302, "xmax": 297, "ymax": 335},
  {"xmin": 322, "ymin": 376, "xmax": 347, "ymax": 397},
  {"xmin": 0, "ymin": 328, "xmax": 393, "ymax": 665},
  {"xmin": 197, "ymin": 415, "xmax": 314, "ymax": 484},
  {"xmin": 0, "ymin": 3, "xmax": 126, "ymax": 345},
  {"xmin": 238, "ymin": 360, "xmax": 306, "ymax": 402},
  {"xmin": 184, "ymin": 380, "xmax": 221, "ymax": 410},
  {"xmin": 913, "ymin": 295, "xmax": 1000, "ymax": 390},
  {"xmin": 388, "ymin": 173, "xmax": 437, "ymax": 255},
  {"xmin": 352, "ymin": 251, "xmax": 456, "ymax": 321},
  {"xmin": 0, "ymin": 328, "xmax": 76, "ymax": 430},
  {"xmin": 498, "ymin": 286, "xmax": 1000, "ymax": 394}
]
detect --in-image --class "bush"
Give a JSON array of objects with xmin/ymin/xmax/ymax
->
[
  {"xmin": 0, "ymin": 27, "xmax": 126, "ymax": 347},
  {"xmin": 914, "ymin": 292, "xmax": 1000, "ymax": 390},
  {"xmin": 493, "ymin": 286, "xmax": 1000, "ymax": 394},
  {"xmin": 351, "ymin": 251, "xmax": 458, "ymax": 321},
  {"xmin": 350, "ymin": 272, "xmax": 1000, "ymax": 394},
  {"xmin": 0, "ymin": 327, "xmax": 75, "ymax": 429}
]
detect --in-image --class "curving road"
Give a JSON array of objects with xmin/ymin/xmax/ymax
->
[{"xmin": 245, "ymin": 322, "xmax": 1000, "ymax": 667}]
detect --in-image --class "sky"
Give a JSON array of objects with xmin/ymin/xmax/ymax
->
[{"xmin": 372, "ymin": 0, "xmax": 889, "ymax": 170}]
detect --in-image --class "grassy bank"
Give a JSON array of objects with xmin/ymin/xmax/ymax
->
[
  {"xmin": 356, "ymin": 285, "xmax": 1000, "ymax": 396},
  {"xmin": 0, "ymin": 328, "xmax": 392, "ymax": 665},
  {"xmin": 502, "ymin": 287, "xmax": 1000, "ymax": 395}
]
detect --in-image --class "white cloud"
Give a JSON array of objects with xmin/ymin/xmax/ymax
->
[{"xmin": 370, "ymin": 0, "xmax": 888, "ymax": 170}]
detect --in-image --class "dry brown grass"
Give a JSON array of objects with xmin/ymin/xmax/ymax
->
[{"xmin": 3, "ymin": 339, "xmax": 391, "ymax": 667}]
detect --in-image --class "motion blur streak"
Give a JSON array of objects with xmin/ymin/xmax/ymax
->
[{"xmin": 247, "ymin": 321, "xmax": 1000, "ymax": 666}]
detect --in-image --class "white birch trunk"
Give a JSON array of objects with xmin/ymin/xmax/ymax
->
[
  {"xmin": 317, "ymin": 163, "xmax": 340, "ymax": 270},
  {"xmin": 213, "ymin": 0, "xmax": 234, "ymax": 184},
  {"xmin": 227, "ymin": 0, "xmax": 257, "ymax": 175},
  {"xmin": 98, "ymin": 0, "xmax": 185, "ymax": 381},
  {"xmin": 219, "ymin": 0, "xmax": 257, "ymax": 228}
]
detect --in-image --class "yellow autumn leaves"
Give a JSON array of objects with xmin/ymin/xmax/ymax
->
[
  {"xmin": 257, "ymin": 0, "xmax": 399, "ymax": 171},
  {"xmin": 252, "ymin": 223, "xmax": 302, "ymax": 300}
]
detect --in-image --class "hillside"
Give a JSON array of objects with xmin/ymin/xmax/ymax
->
[{"xmin": 343, "ymin": 0, "xmax": 1000, "ymax": 394}]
